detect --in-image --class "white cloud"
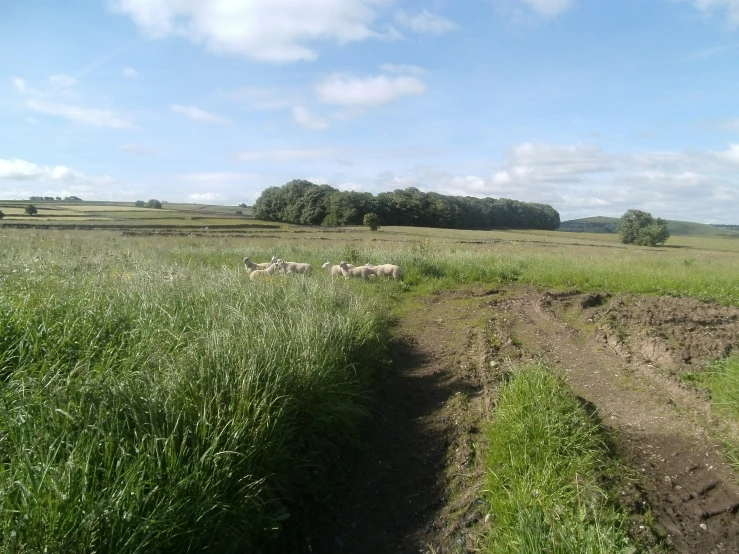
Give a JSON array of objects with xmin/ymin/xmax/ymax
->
[
  {"xmin": 237, "ymin": 148, "xmax": 338, "ymax": 162},
  {"xmin": 380, "ymin": 63, "xmax": 428, "ymax": 75},
  {"xmin": 122, "ymin": 67, "xmax": 139, "ymax": 78},
  {"xmin": 48, "ymin": 74, "xmax": 77, "ymax": 87},
  {"xmin": 188, "ymin": 192, "xmax": 226, "ymax": 201},
  {"xmin": 25, "ymin": 100, "xmax": 136, "ymax": 129},
  {"xmin": 179, "ymin": 172, "xmax": 261, "ymax": 183},
  {"xmin": 292, "ymin": 106, "xmax": 329, "ymax": 129},
  {"xmin": 315, "ymin": 73, "xmax": 426, "ymax": 107},
  {"xmin": 12, "ymin": 77, "xmax": 41, "ymax": 95},
  {"xmin": 111, "ymin": 0, "xmax": 388, "ymax": 62},
  {"xmin": 170, "ymin": 104, "xmax": 231, "ymax": 124},
  {"xmin": 394, "ymin": 10, "xmax": 458, "ymax": 33},
  {"xmin": 121, "ymin": 143, "xmax": 156, "ymax": 155},
  {"xmin": 680, "ymin": 0, "xmax": 739, "ymax": 25},
  {"xmin": 494, "ymin": 0, "xmax": 575, "ymax": 19},
  {"xmin": 0, "ymin": 158, "xmax": 114, "ymax": 185},
  {"xmin": 712, "ymin": 142, "xmax": 739, "ymax": 165}
]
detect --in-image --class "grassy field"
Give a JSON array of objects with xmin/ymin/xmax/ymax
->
[{"xmin": 2, "ymin": 218, "xmax": 739, "ymax": 551}]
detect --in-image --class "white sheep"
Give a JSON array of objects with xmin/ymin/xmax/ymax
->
[
  {"xmin": 276, "ymin": 258, "xmax": 313, "ymax": 275},
  {"xmin": 366, "ymin": 263, "xmax": 404, "ymax": 281},
  {"xmin": 322, "ymin": 261, "xmax": 354, "ymax": 277},
  {"xmin": 339, "ymin": 261, "xmax": 375, "ymax": 280},
  {"xmin": 243, "ymin": 256, "xmax": 271, "ymax": 273},
  {"xmin": 249, "ymin": 262, "xmax": 278, "ymax": 280}
]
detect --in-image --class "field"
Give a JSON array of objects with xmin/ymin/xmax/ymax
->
[{"xmin": 2, "ymin": 208, "xmax": 739, "ymax": 552}]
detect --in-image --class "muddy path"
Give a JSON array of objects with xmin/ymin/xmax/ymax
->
[{"xmin": 321, "ymin": 286, "xmax": 739, "ymax": 553}]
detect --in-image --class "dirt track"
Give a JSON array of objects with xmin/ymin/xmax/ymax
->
[{"xmin": 324, "ymin": 286, "xmax": 739, "ymax": 553}]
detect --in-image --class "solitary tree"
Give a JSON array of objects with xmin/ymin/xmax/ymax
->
[
  {"xmin": 619, "ymin": 209, "xmax": 670, "ymax": 246},
  {"xmin": 363, "ymin": 212, "xmax": 380, "ymax": 231},
  {"xmin": 25, "ymin": 204, "xmax": 38, "ymax": 216},
  {"xmin": 146, "ymin": 199, "xmax": 162, "ymax": 209},
  {"xmin": 0, "ymin": 209, "xmax": 4, "ymax": 219},
  {"xmin": 134, "ymin": 200, "xmax": 145, "ymax": 207}
]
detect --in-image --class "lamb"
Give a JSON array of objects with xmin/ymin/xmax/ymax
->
[
  {"xmin": 322, "ymin": 261, "xmax": 354, "ymax": 277},
  {"xmin": 243, "ymin": 256, "xmax": 271, "ymax": 273},
  {"xmin": 249, "ymin": 262, "xmax": 278, "ymax": 280},
  {"xmin": 339, "ymin": 261, "xmax": 375, "ymax": 280},
  {"xmin": 366, "ymin": 263, "xmax": 404, "ymax": 281},
  {"xmin": 276, "ymin": 258, "xmax": 313, "ymax": 275}
]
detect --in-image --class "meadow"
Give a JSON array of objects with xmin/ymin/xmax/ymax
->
[{"xmin": 2, "ymin": 214, "xmax": 739, "ymax": 551}]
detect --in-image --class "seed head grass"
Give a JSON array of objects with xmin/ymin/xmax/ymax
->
[{"xmin": 0, "ymin": 234, "xmax": 389, "ymax": 552}]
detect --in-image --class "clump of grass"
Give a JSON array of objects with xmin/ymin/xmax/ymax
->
[
  {"xmin": 0, "ymin": 258, "xmax": 389, "ymax": 552},
  {"xmin": 483, "ymin": 364, "xmax": 633, "ymax": 553},
  {"xmin": 686, "ymin": 355, "xmax": 739, "ymax": 468}
]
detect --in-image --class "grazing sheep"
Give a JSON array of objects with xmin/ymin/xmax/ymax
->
[
  {"xmin": 366, "ymin": 263, "xmax": 404, "ymax": 281},
  {"xmin": 276, "ymin": 258, "xmax": 313, "ymax": 275},
  {"xmin": 339, "ymin": 261, "xmax": 375, "ymax": 280},
  {"xmin": 249, "ymin": 263, "xmax": 278, "ymax": 280},
  {"xmin": 322, "ymin": 261, "xmax": 354, "ymax": 277},
  {"xmin": 243, "ymin": 256, "xmax": 271, "ymax": 273}
]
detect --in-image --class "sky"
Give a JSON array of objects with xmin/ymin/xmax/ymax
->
[{"xmin": 2, "ymin": 0, "xmax": 739, "ymax": 223}]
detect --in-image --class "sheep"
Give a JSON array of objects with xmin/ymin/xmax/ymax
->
[
  {"xmin": 366, "ymin": 263, "xmax": 404, "ymax": 281},
  {"xmin": 249, "ymin": 262, "xmax": 278, "ymax": 280},
  {"xmin": 276, "ymin": 258, "xmax": 312, "ymax": 275},
  {"xmin": 339, "ymin": 261, "xmax": 375, "ymax": 280},
  {"xmin": 243, "ymin": 256, "xmax": 271, "ymax": 273},
  {"xmin": 322, "ymin": 261, "xmax": 354, "ymax": 277}
]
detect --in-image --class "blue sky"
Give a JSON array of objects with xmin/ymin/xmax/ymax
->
[{"xmin": 2, "ymin": 0, "xmax": 739, "ymax": 223}]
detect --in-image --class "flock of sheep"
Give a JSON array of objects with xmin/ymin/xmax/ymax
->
[{"xmin": 243, "ymin": 256, "xmax": 403, "ymax": 282}]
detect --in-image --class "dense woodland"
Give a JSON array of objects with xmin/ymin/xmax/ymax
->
[{"xmin": 253, "ymin": 180, "xmax": 560, "ymax": 230}]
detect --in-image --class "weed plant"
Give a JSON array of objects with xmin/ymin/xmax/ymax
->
[
  {"xmin": 0, "ymin": 234, "xmax": 389, "ymax": 552},
  {"xmin": 484, "ymin": 365, "xmax": 633, "ymax": 554}
]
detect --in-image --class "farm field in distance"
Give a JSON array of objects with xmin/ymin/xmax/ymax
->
[{"xmin": 2, "ymin": 208, "xmax": 739, "ymax": 552}]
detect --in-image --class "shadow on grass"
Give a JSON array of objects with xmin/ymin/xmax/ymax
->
[{"xmin": 310, "ymin": 334, "xmax": 471, "ymax": 553}]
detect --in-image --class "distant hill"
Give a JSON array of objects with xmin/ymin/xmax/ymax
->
[{"xmin": 559, "ymin": 217, "xmax": 739, "ymax": 238}]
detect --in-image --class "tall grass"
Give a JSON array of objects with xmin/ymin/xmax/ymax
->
[
  {"xmin": 484, "ymin": 365, "xmax": 632, "ymax": 553},
  {"xmin": 0, "ymin": 238, "xmax": 389, "ymax": 552},
  {"xmin": 687, "ymin": 355, "xmax": 739, "ymax": 469}
]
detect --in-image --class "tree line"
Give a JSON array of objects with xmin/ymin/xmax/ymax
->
[{"xmin": 253, "ymin": 179, "xmax": 560, "ymax": 230}]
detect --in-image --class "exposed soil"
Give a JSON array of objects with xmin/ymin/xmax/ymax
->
[{"xmin": 322, "ymin": 286, "xmax": 739, "ymax": 553}]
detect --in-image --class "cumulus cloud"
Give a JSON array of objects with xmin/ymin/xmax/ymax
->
[
  {"xmin": 679, "ymin": 0, "xmax": 739, "ymax": 25},
  {"xmin": 494, "ymin": 0, "xmax": 575, "ymax": 19},
  {"xmin": 26, "ymin": 100, "xmax": 137, "ymax": 129},
  {"xmin": 170, "ymin": 104, "xmax": 231, "ymax": 124},
  {"xmin": 0, "ymin": 158, "xmax": 114, "ymax": 185},
  {"xmin": 122, "ymin": 67, "xmax": 139, "ymax": 78},
  {"xmin": 111, "ymin": 0, "xmax": 388, "ymax": 62},
  {"xmin": 315, "ymin": 73, "xmax": 426, "ymax": 107},
  {"xmin": 237, "ymin": 148, "xmax": 338, "ymax": 162},
  {"xmin": 394, "ymin": 10, "xmax": 458, "ymax": 33},
  {"xmin": 292, "ymin": 106, "xmax": 329, "ymax": 129},
  {"xmin": 380, "ymin": 63, "xmax": 427, "ymax": 75}
]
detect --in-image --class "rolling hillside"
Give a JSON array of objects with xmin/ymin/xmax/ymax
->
[{"xmin": 559, "ymin": 216, "xmax": 739, "ymax": 238}]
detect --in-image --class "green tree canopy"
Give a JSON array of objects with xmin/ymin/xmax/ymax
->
[
  {"xmin": 146, "ymin": 199, "xmax": 162, "ymax": 209},
  {"xmin": 25, "ymin": 204, "xmax": 38, "ymax": 216},
  {"xmin": 0, "ymin": 209, "xmax": 4, "ymax": 219},
  {"xmin": 254, "ymin": 180, "xmax": 560, "ymax": 231},
  {"xmin": 619, "ymin": 209, "xmax": 670, "ymax": 246},
  {"xmin": 134, "ymin": 200, "xmax": 145, "ymax": 207},
  {"xmin": 363, "ymin": 212, "xmax": 380, "ymax": 231}
]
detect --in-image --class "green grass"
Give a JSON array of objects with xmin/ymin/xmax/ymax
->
[
  {"xmin": 484, "ymin": 365, "xmax": 633, "ymax": 554},
  {"xmin": 683, "ymin": 355, "xmax": 739, "ymax": 469},
  {"xmin": 0, "ymin": 235, "xmax": 390, "ymax": 552}
]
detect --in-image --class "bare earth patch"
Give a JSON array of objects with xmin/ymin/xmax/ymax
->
[{"xmin": 321, "ymin": 286, "xmax": 739, "ymax": 553}]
